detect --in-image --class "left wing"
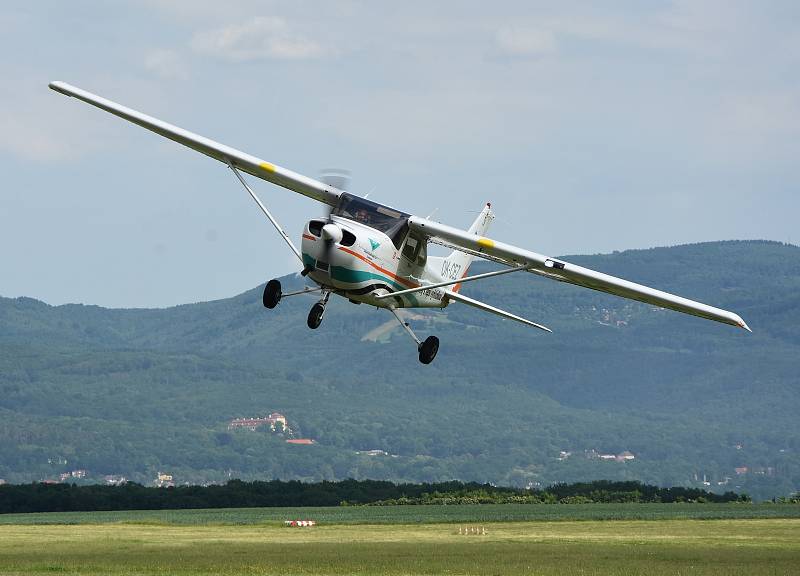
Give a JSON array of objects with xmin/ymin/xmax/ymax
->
[
  {"xmin": 48, "ymin": 81, "xmax": 341, "ymax": 207},
  {"xmin": 408, "ymin": 216, "xmax": 751, "ymax": 331}
]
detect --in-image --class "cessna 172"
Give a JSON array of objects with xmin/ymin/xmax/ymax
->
[{"xmin": 49, "ymin": 81, "xmax": 750, "ymax": 364}]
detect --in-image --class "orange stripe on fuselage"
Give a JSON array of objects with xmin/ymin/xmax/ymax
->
[
  {"xmin": 453, "ymin": 265, "xmax": 471, "ymax": 293},
  {"xmin": 337, "ymin": 246, "xmax": 418, "ymax": 289},
  {"xmin": 302, "ymin": 234, "xmax": 316, "ymax": 241}
]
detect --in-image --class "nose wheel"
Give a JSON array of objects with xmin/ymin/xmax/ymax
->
[
  {"xmin": 307, "ymin": 303, "xmax": 325, "ymax": 329},
  {"xmin": 307, "ymin": 291, "xmax": 331, "ymax": 329}
]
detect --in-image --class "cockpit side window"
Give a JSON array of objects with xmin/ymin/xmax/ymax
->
[
  {"xmin": 402, "ymin": 233, "xmax": 427, "ymax": 266},
  {"xmin": 416, "ymin": 238, "xmax": 427, "ymax": 267},
  {"xmin": 402, "ymin": 236, "xmax": 419, "ymax": 261}
]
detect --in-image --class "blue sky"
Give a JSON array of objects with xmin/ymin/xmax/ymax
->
[{"xmin": 1, "ymin": 1, "xmax": 798, "ymax": 307}]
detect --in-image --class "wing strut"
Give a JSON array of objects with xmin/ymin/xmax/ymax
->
[
  {"xmin": 228, "ymin": 161, "xmax": 303, "ymax": 264},
  {"xmin": 444, "ymin": 290, "xmax": 552, "ymax": 332},
  {"xmin": 374, "ymin": 264, "xmax": 534, "ymax": 301}
]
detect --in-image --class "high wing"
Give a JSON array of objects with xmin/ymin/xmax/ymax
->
[
  {"xmin": 408, "ymin": 216, "xmax": 751, "ymax": 331},
  {"xmin": 49, "ymin": 81, "xmax": 750, "ymax": 333},
  {"xmin": 48, "ymin": 81, "xmax": 341, "ymax": 207}
]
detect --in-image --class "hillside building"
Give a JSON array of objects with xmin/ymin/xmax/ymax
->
[
  {"xmin": 156, "ymin": 472, "xmax": 174, "ymax": 487},
  {"xmin": 229, "ymin": 412, "xmax": 289, "ymax": 432}
]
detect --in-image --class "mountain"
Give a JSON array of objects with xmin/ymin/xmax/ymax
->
[{"xmin": 1, "ymin": 240, "xmax": 799, "ymax": 500}]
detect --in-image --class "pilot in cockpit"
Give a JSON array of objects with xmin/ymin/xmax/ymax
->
[{"xmin": 355, "ymin": 209, "xmax": 371, "ymax": 224}]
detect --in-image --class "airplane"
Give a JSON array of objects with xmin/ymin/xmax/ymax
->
[{"xmin": 48, "ymin": 81, "xmax": 751, "ymax": 364}]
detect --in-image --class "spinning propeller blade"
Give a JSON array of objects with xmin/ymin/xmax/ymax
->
[
  {"xmin": 319, "ymin": 168, "xmax": 351, "ymax": 193},
  {"xmin": 318, "ymin": 168, "xmax": 350, "ymax": 267}
]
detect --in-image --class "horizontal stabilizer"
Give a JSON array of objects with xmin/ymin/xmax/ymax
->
[{"xmin": 444, "ymin": 290, "xmax": 551, "ymax": 332}]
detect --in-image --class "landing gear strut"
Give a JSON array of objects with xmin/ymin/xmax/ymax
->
[
  {"xmin": 389, "ymin": 308, "xmax": 440, "ymax": 364},
  {"xmin": 307, "ymin": 291, "xmax": 331, "ymax": 329},
  {"xmin": 263, "ymin": 281, "xmax": 322, "ymax": 310}
]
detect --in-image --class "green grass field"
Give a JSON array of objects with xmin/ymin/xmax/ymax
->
[
  {"xmin": 1, "ymin": 506, "xmax": 799, "ymax": 575},
  {"xmin": 2, "ymin": 503, "xmax": 799, "ymax": 525}
]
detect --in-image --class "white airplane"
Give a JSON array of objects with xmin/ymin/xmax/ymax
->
[{"xmin": 49, "ymin": 81, "xmax": 751, "ymax": 364}]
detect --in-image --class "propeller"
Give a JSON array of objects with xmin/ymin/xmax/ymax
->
[
  {"xmin": 318, "ymin": 168, "xmax": 351, "ymax": 267},
  {"xmin": 319, "ymin": 168, "xmax": 351, "ymax": 193}
]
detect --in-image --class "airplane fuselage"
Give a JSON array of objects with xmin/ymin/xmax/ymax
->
[{"xmin": 301, "ymin": 215, "xmax": 448, "ymax": 309}]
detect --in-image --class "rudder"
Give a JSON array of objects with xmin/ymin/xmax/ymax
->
[{"xmin": 442, "ymin": 203, "xmax": 494, "ymax": 292}]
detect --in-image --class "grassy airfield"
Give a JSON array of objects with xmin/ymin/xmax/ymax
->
[{"xmin": 0, "ymin": 506, "xmax": 798, "ymax": 575}]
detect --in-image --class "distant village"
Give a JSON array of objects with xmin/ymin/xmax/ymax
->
[
  {"xmin": 9, "ymin": 424, "xmax": 779, "ymax": 490},
  {"xmin": 555, "ymin": 444, "xmax": 779, "ymax": 490},
  {"xmin": 22, "ymin": 411, "xmax": 319, "ymax": 487}
]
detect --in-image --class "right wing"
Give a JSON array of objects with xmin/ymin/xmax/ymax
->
[
  {"xmin": 408, "ymin": 216, "xmax": 751, "ymax": 331},
  {"xmin": 48, "ymin": 81, "xmax": 341, "ymax": 207}
]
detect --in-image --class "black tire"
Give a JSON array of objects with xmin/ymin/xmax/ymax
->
[
  {"xmin": 418, "ymin": 335, "xmax": 439, "ymax": 364},
  {"xmin": 307, "ymin": 303, "xmax": 325, "ymax": 329},
  {"xmin": 263, "ymin": 279, "xmax": 282, "ymax": 309}
]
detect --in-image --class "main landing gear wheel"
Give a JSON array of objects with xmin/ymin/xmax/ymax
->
[
  {"xmin": 307, "ymin": 302, "xmax": 325, "ymax": 329},
  {"xmin": 418, "ymin": 335, "xmax": 439, "ymax": 364},
  {"xmin": 263, "ymin": 279, "xmax": 282, "ymax": 309}
]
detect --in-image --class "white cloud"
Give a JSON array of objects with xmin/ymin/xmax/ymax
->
[
  {"xmin": 495, "ymin": 26, "xmax": 557, "ymax": 57},
  {"xmin": 191, "ymin": 16, "xmax": 327, "ymax": 61},
  {"xmin": 144, "ymin": 49, "xmax": 189, "ymax": 80}
]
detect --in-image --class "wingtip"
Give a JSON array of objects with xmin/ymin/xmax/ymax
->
[
  {"xmin": 48, "ymin": 81, "xmax": 71, "ymax": 96},
  {"xmin": 736, "ymin": 317, "xmax": 752, "ymax": 333}
]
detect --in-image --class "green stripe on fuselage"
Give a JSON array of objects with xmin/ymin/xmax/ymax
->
[{"xmin": 302, "ymin": 253, "xmax": 418, "ymax": 306}]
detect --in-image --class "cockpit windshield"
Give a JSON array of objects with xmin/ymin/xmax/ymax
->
[{"xmin": 333, "ymin": 193, "xmax": 410, "ymax": 248}]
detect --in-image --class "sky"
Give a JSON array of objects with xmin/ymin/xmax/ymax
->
[{"xmin": 1, "ymin": 1, "xmax": 798, "ymax": 308}]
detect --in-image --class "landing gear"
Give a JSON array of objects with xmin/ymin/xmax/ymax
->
[
  {"xmin": 418, "ymin": 336, "xmax": 439, "ymax": 365},
  {"xmin": 389, "ymin": 308, "xmax": 440, "ymax": 364},
  {"xmin": 263, "ymin": 279, "xmax": 282, "ymax": 308},
  {"xmin": 307, "ymin": 291, "xmax": 331, "ymax": 329},
  {"xmin": 307, "ymin": 303, "xmax": 325, "ymax": 329}
]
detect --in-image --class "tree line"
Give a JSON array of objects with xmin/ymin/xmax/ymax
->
[{"xmin": 0, "ymin": 479, "xmax": 749, "ymax": 514}]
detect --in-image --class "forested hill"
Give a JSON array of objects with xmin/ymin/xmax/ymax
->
[{"xmin": 1, "ymin": 240, "xmax": 799, "ymax": 500}]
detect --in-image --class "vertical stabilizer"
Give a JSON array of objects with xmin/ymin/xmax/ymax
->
[{"xmin": 443, "ymin": 203, "xmax": 494, "ymax": 292}]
